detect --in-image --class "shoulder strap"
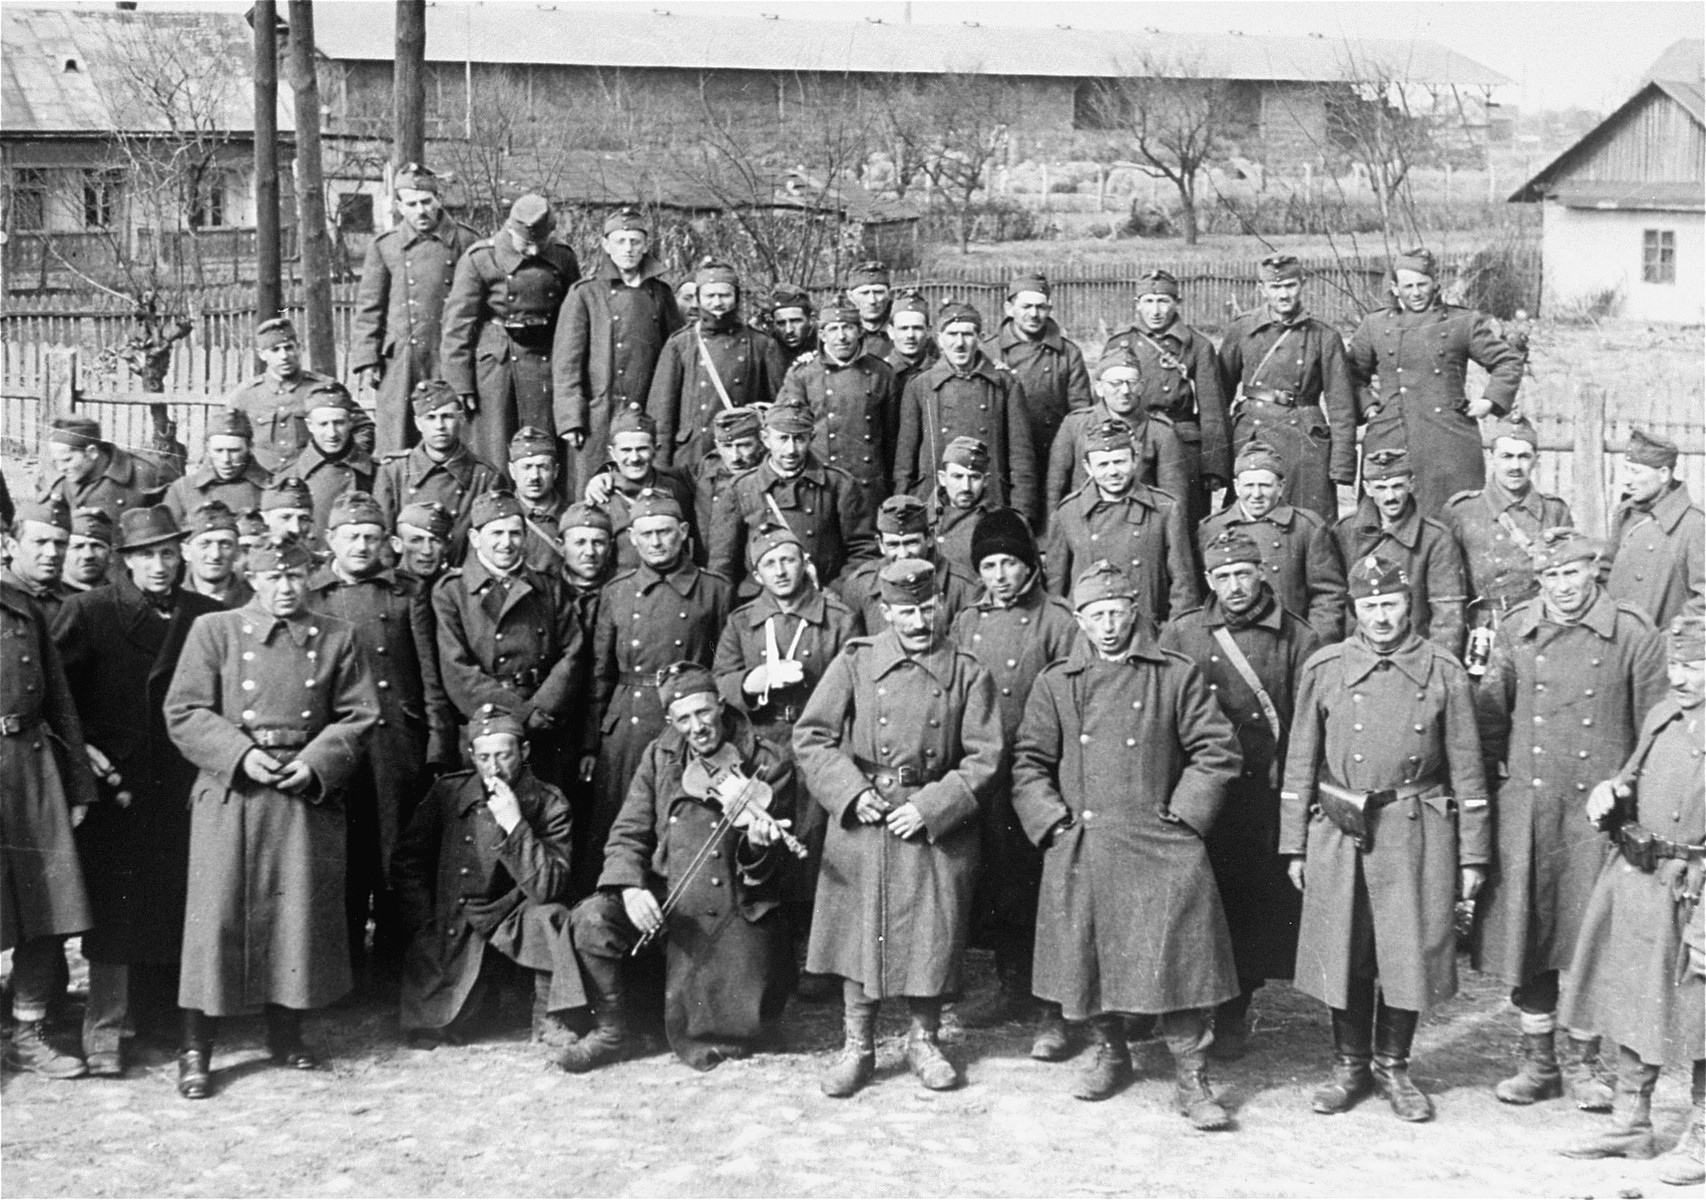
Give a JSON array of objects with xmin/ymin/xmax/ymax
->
[
  {"xmin": 1210, "ymin": 625, "xmax": 1283, "ymax": 785},
  {"xmin": 1247, "ymin": 325, "xmax": 1294, "ymax": 389},
  {"xmin": 694, "ymin": 326, "xmax": 737, "ymax": 411}
]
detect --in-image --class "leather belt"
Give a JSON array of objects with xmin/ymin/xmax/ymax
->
[
  {"xmin": 855, "ymin": 757, "xmax": 943, "ymax": 789},
  {"xmin": 1244, "ymin": 387, "xmax": 1298, "ymax": 408},
  {"xmin": 0, "ymin": 712, "xmax": 39, "ymax": 736},
  {"xmin": 246, "ymin": 727, "xmax": 310, "ymax": 750},
  {"xmin": 617, "ymin": 671, "xmax": 655, "ymax": 688},
  {"xmin": 500, "ymin": 667, "xmax": 543, "ymax": 693}
]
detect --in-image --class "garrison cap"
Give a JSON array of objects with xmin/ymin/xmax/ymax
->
[
  {"xmin": 506, "ymin": 193, "xmax": 554, "ymax": 238},
  {"xmin": 48, "ymin": 415, "xmax": 103, "ymax": 448},
  {"xmin": 627, "ymin": 488, "xmax": 683, "ymax": 523},
  {"xmin": 970, "ymin": 506, "xmax": 1036, "ymax": 572},
  {"xmin": 936, "ymin": 300, "xmax": 983, "ymax": 331},
  {"xmin": 468, "ymin": 489, "xmax": 524, "ymax": 529},
  {"xmin": 508, "ymin": 425, "xmax": 557, "ymax": 462},
  {"xmin": 1392, "ymin": 246, "xmax": 1437, "ymax": 277},
  {"xmin": 1626, "ymin": 428, "xmax": 1679, "ymax": 470},
  {"xmin": 235, "ymin": 507, "xmax": 269, "ymax": 538},
  {"xmin": 469, "ymin": 702, "xmax": 525, "ymax": 742},
  {"xmin": 1083, "ymin": 419, "xmax": 1135, "ymax": 455},
  {"xmin": 888, "ymin": 288, "xmax": 929, "ymax": 319},
  {"xmin": 1007, "ymin": 271, "xmax": 1052, "ymax": 299},
  {"xmin": 1487, "ymin": 413, "xmax": 1540, "ymax": 449},
  {"xmin": 206, "ymin": 407, "xmax": 255, "ymax": 441},
  {"xmin": 846, "ymin": 261, "xmax": 891, "ymax": 289},
  {"xmin": 694, "ymin": 258, "xmax": 739, "ymax": 289},
  {"xmin": 1258, "ymin": 254, "xmax": 1304, "ymax": 283},
  {"xmin": 412, "ymin": 379, "xmax": 462, "ymax": 415},
  {"xmin": 601, "ymin": 206, "xmax": 649, "ymax": 236},
  {"xmin": 254, "ymin": 316, "xmax": 298, "ymax": 349},
  {"xmin": 1668, "ymin": 614, "xmax": 1705, "ymax": 663},
  {"xmin": 1347, "ymin": 553, "xmax": 1409, "ymax": 600},
  {"xmin": 14, "ymin": 495, "xmax": 71, "ymax": 532},
  {"xmin": 184, "ymin": 500, "xmax": 239, "ymax": 538},
  {"xmin": 1361, "ymin": 447, "xmax": 1414, "ymax": 481},
  {"xmin": 877, "ymin": 557, "xmax": 937, "ymax": 605},
  {"xmin": 767, "ymin": 283, "xmax": 812, "ymax": 316},
  {"xmin": 608, "ymin": 407, "xmax": 657, "ymax": 440},
  {"xmin": 1071, "ymin": 559, "xmax": 1136, "ymax": 609},
  {"xmin": 247, "ymin": 532, "xmax": 316, "ymax": 572},
  {"xmin": 261, "ymin": 476, "xmax": 313, "ymax": 512},
  {"xmin": 558, "ymin": 501, "xmax": 613, "ymax": 535},
  {"xmin": 305, "ymin": 381, "xmax": 358, "ymax": 414},
  {"xmin": 713, "ymin": 406, "xmax": 761, "ymax": 443},
  {"xmin": 1203, "ymin": 529, "xmax": 1263, "ymax": 571},
  {"xmin": 1136, "ymin": 269, "xmax": 1180, "ymax": 298},
  {"xmin": 656, "ymin": 661, "xmax": 719, "ymax": 708},
  {"xmin": 876, "ymin": 493, "xmax": 930, "ymax": 535},
  {"xmin": 116, "ymin": 505, "xmax": 184, "ymax": 551},
  {"xmin": 1530, "ymin": 527, "xmax": 1602, "ymax": 572},
  {"xmin": 1095, "ymin": 345, "xmax": 1143, "ymax": 378},
  {"xmin": 942, "ymin": 436, "xmax": 990, "ymax": 472},
  {"xmin": 818, "ymin": 300, "xmax": 861, "ymax": 328},
  {"xmin": 763, "ymin": 402, "xmax": 814, "ymax": 435},
  {"xmin": 393, "ymin": 162, "xmax": 440, "ymax": 195},
  {"xmin": 326, "ymin": 490, "xmax": 388, "ymax": 531},
  {"xmin": 747, "ymin": 520, "xmax": 802, "ymax": 569},
  {"xmin": 1234, "ymin": 440, "xmax": 1286, "ymax": 478},
  {"xmin": 70, "ymin": 506, "xmax": 114, "ymax": 545},
  {"xmin": 396, "ymin": 500, "xmax": 454, "ymax": 539}
]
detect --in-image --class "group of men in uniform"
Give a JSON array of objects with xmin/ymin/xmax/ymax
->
[{"xmin": 1, "ymin": 193, "xmax": 1701, "ymax": 1183}]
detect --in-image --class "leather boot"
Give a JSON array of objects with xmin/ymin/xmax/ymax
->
[
  {"xmin": 1655, "ymin": 1064, "xmax": 1704, "ymax": 1187},
  {"xmin": 1172, "ymin": 1047, "xmax": 1230, "ymax": 1130},
  {"xmin": 1495, "ymin": 1030, "xmax": 1562, "ymax": 1104},
  {"xmin": 1371, "ymin": 1002, "xmax": 1433, "ymax": 1122},
  {"xmin": 1072, "ymin": 1016, "xmax": 1132, "ymax": 1102},
  {"xmin": 6, "ymin": 1018, "xmax": 86, "ymax": 1080},
  {"xmin": 1313, "ymin": 985, "xmax": 1375, "ymax": 1115},
  {"xmin": 265, "ymin": 1005, "xmax": 320, "ymax": 1070},
  {"xmin": 1030, "ymin": 1004, "xmax": 1071, "ymax": 1061},
  {"xmin": 1562, "ymin": 1046, "xmax": 1660, "ymax": 1160},
  {"xmin": 1559, "ymin": 1035, "xmax": 1615, "ymax": 1112},
  {"xmin": 177, "ymin": 1010, "xmax": 214, "ymax": 1100},
  {"xmin": 904, "ymin": 1006, "xmax": 960, "ymax": 1091},
  {"xmin": 820, "ymin": 1008, "xmax": 876, "ymax": 1098},
  {"xmin": 530, "ymin": 973, "xmax": 578, "ymax": 1049},
  {"xmin": 555, "ymin": 957, "xmax": 628, "ymax": 1074}
]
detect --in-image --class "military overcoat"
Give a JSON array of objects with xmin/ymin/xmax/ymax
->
[
  {"xmin": 1332, "ymin": 498, "xmax": 1469, "ymax": 654},
  {"xmin": 1043, "ymin": 483, "xmax": 1198, "ymax": 622},
  {"xmin": 1199, "ymin": 503, "xmax": 1346, "ymax": 643},
  {"xmin": 646, "ymin": 319, "xmax": 787, "ymax": 468},
  {"xmin": 1044, "ymin": 404, "xmax": 1190, "ymax": 517},
  {"xmin": 1606, "ymin": 482, "xmax": 1706, "ymax": 628},
  {"xmin": 776, "ymin": 349, "xmax": 899, "ymax": 514},
  {"xmin": 1441, "ymin": 482, "xmax": 1574, "ymax": 614},
  {"xmin": 979, "ymin": 318, "xmax": 1093, "ymax": 467},
  {"xmin": 706, "ymin": 456, "xmax": 875, "ymax": 594},
  {"xmin": 893, "ymin": 354, "xmax": 1040, "ymax": 527}
]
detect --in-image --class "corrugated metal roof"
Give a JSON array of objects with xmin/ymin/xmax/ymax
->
[
  {"xmin": 1, "ymin": 6, "xmax": 292, "ymax": 137},
  {"xmin": 1510, "ymin": 72, "xmax": 1706, "ymax": 203},
  {"xmin": 1549, "ymin": 180, "xmax": 1705, "ymax": 211},
  {"xmin": 309, "ymin": 2, "xmax": 1510, "ymax": 86}
]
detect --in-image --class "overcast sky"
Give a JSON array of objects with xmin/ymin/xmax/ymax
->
[{"xmin": 105, "ymin": 0, "xmax": 1706, "ymax": 113}]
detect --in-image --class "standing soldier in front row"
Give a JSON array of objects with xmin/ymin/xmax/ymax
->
[
  {"xmin": 1280, "ymin": 553, "xmax": 1489, "ymax": 1123},
  {"xmin": 795, "ymin": 558, "xmax": 1004, "ymax": 1097},
  {"xmin": 1560, "ymin": 615, "xmax": 1704, "ymax": 1186},
  {"xmin": 164, "ymin": 534, "xmax": 379, "ymax": 1099},
  {"xmin": 1013, "ymin": 560, "xmax": 1242, "ymax": 1126}
]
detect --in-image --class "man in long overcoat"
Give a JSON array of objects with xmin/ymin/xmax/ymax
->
[
  {"xmin": 1279, "ymin": 553, "xmax": 1489, "ymax": 1123},
  {"xmin": 280, "ymin": 385, "xmax": 376, "ymax": 535},
  {"xmin": 980, "ymin": 272, "xmax": 1093, "ymax": 469},
  {"xmin": 1013, "ymin": 560, "xmax": 1242, "ymax": 1126},
  {"xmin": 775, "ymin": 300, "xmax": 899, "ymax": 516},
  {"xmin": 793, "ymin": 558, "xmax": 1004, "ymax": 1097},
  {"xmin": 164, "ymin": 534, "xmax": 378, "ymax": 1098},
  {"xmin": 1161, "ymin": 531, "xmax": 1321, "ymax": 1061},
  {"xmin": 351, "ymin": 165, "xmax": 480, "ymax": 455},
  {"xmin": 162, "ymin": 408, "xmax": 272, "ymax": 524},
  {"xmin": 1045, "ymin": 347, "xmax": 1190, "ymax": 516},
  {"xmin": 1473, "ymin": 529, "xmax": 1667, "ymax": 1108},
  {"xmin": 1606, "ymin": 429, "xmax": 1705, "ymax": 628},
  {"xmin": 52, "ymin": 507, "xmax": 223, "ymax": 1075},
  {"xmin": 372, "ymin": 382, "xmax": 504, "ymax": 554},
  {"xmin": 1346, "ymin": 247, "xmax": 1525, "ymax": 517}
]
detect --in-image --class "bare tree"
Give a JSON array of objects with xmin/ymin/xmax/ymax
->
[{"xmin": 877, "ymin": 72, "xmax": 1020, "ymax": 254}]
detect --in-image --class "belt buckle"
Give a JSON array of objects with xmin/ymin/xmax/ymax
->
[
  {"xmin": 896, "ymin": 765, "xmax": 920, "ymax": 786},
  {"xmin": 0, "ymin": 715, "xmax": 21, "ymax": 735}
]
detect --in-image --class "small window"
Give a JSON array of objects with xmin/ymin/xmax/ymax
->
[
  {"xmin": 190, "ymin": 172, "xmax": 227, "ymax": 229},
  {"xmin": 9, "ymin": 167, "xmax": 48, "ymax": 230},
  {"xmin": 82, "ymin": 168, "xmax": 121, "ymax": 228},
  {"xmin": 1642, "ymin": 229, "xmax": 1676, "ymax": 284}
]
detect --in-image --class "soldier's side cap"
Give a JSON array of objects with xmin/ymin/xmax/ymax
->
[
  {"xmin": 602, "ymin": 206, "xmax": 648, "ymax": 236},
  {"xmin": 628, "ymin": 488, "xmax": 683, "ymax": 523},
  {"xmin": 506, "ymin": 193, "xmax": 554, "ymax": 237},
  {"xmin": 412, "ymin": 379, "xmax": 462, "ymax": 415},
  {"xmin": 393, "ymin": 162, "xmax": 440, "ymax": 195},
  {"xmin": 1007, "ymin": 271, "xmax": 1052, "ymax": 299},
  {"xmin": 846, "ymin": 260, "xmax": 891, "ymax": 288},
  {"xmin": 763, "ymin": 402, "xmax": 815, "ymax": 435},
  {"xmin": 558, "ymin": 501, "xmax": 613, "ymax": 535},
  {"xmin": 936, "ymin": 300, "xmax": 983, "ymax": 331},
  {"xmin": 1347, "ymin": 553, "xmax": 1410, "ymax": 600},
  {"xmin": 305, "ymin": 381, "xmax": 358, "ymax": 413},
  {"xmin": 878, "ymin": 556, "xmax": 938, "ymax": 605},
  {"xmin": 657, "ymin": 661, "xmax": 719, "ymax": 708},
  {"xmin": 1203, "ymin": 529, "xmax": 1263, "ymax": 571},
  {"xmin": 469, "ymin": 702, "xmax": 525, "ymax": 742},
  {"xmin": 694, "ymin": 257, "xmax": 740, "ymax": 288},
  {"xmin": 508, "ymin": 425, "xmax": 557, "ymax": 462},
  {"xmin": 1072, "ymin": 559, "xmax": 1136, "ymax": 609},
  {"xmin": 469, "ymin": 489, "xmax": 524, "ymax": 529},
  {"xmin": 1258, "ymin": 254, "xmax": 1304, "ymax": 282},
  {"xmin": 1626, "ymin": 427, "xmax": 1679, "ymax": 469},
  {"xmin": 1083, "ymin": 419, "xmax": 1136, "ymax": 455},
  {"xmin": 747, "ymin": 520, "xmax": 802, "ymax": 568},
  {"xmin": 712, "ymin": 406, "xmax": 761, "ymax": 442},
  {"xmin": 326, "ymin": 490, "xmax": 388, "ymax": 531},
  {"xmin": 206, "ymin": 406, "xmax": 255, "ymax": 441},
  {"xmin": 254, "ymin": 316, "xmax": 298, "ymax": 349},
  {"xmin": 889, "ymin": 288, "xmax": 929, "ymax": 318},
  {"xmin": 1095, "ymin": 345, "xmax": 1143, "ymax": 378},
  {"xmin": 1361, "ymin": 447, "xmax": 1414, "ymax": 480},
  {"xmin": 71, "ymin": 506, "xmax": 114, "ymax": 544},
  {"xmin": 1136, "ymin": 269, "xmax": 1180, "ymax": 298},
  {"xmin": 1530, "ymin": 527, "xmax": 1602, "ymax": 572},
  {"xmin": 184, "ymin": 500, "xmax": 240, "ymax": 538},
  {"xmin": 819, "ymin": 300, "xmax": 861, "ymax": 328},
  {"xmin": 1392, "ymin": 246, "xmax": 1437, "ymax": 277},
  {"xmin": 1234, "ymin": 440, "xmax": 1286, "ymax": 478},
  {"xmin": 248, "ymin": 532, "xmax": 316, "ymax": 572},
  {"xmin": 608, "ymin": 406, "xmax": 657, "ymax": 439},
  {"xmin": 116, "ymin": 505, "xmax": 185, "ymax": 551},
  {"xmin": 236, "ymin": 507, "xmax": 269, "ymax": 538},
  {"xmin": 876, "ymin": 493, "xmax": 929, "ymax": 535},
  {"xmin": 48, "ymin": 415, "xmax": 104, "ymax": 448},
  {"xmin": 397, "ymin": 500, "xmax": 454, "ymax": 538},
  {"xmin": 971, "ymin": 506, "xmax": 1037, "ymax": 571},
  {"xmin": 1487, "ymin": 413, "xmax": 1539, "ymax": 449},
  {"xmin": 942, "ymin": 435, "xmax": 991, "ymax": 472},
  {"xmin": 768, "ymin": 283, "xmax": 812, "ymax": 316},
  {"xmin": 261, "ymin": 476, "xmax": 313, "ymax": 511},
  {"xmin": 14, "ymin": 496, "xmax": 72, "ymax": 532},
  {"xmin": 1668, "ymin": 614, "xmax": 1705, "ymax": 663}
]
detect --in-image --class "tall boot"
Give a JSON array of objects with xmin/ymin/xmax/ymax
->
[
  {"xmin": 1655, "ymin": 1061, "xmax": 1705, "ymax": 1187},
  {"xmin": 1563, "ymin": 1045, "xmax": 1661, "ymax": 1160},
  {"xmin": 265, "ymin": 1004, "xmax": 320, "ymax": 1070},
  {"xmin": 1371, "ymin": 1000, "xmax": 1433, "ymax": 1122},
  {"xmin": 1072, "ymin": 1015, "xmax": 1132, "ymax": 1102},
  {"xmin": 1558, "ymin": 1034, "xmax": 1615, "ymax": 1111},
  {"xmin": 1495, "ymin": 1012, "xmax": 1562, "ymax": 1104},
  {"xmin": 1313, "ymin": 979, "xmax": 1375, "ymax": 1115},
  {"xmin": 177, "ymin": 1010, "xmax": 215, "ymax": 1100},
  {"xmin": 555, "ymin": 956, "xmax": 628, "ymax": 1074},
  {"xmin": 820, "ymin": 998, "xmax": 876, "ymax": 1099},
  {"xmin": 904, "ymin": 1000, "xmax": 960, "ymax": 1091},
  {"xmin": 1165, "ymin": 1008, "xmax": 1230, "ymax": 1130}
]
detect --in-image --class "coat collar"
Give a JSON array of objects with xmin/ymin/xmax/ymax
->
[
  {"xmin": 0, "ymin": 579, "xmax": 36, "ymax": 619},
  {"xmin": 592, "ymin": 250, "xmax": 669, "ymax": 284},
  {"xmin": 923, "ymin": 351, "xmax": 1004, "ymax": 390},
  {"xmin": 866, "ymin": 628, "xmax": 960, "ymax": 684},
  {"xmin": 190, "ymin": 458, "xmax": 270, "ymax": 490},
  {"xmin": 992, "ymin": 317, "xmax": 1065, "ymax": 353},
  {"xmin": 1214, "ymin": 501, "xmax": 1298, "ymax": 531},
  {"xmin": 293, "ymin": 440, "xmax": 372, "ymax": 477},
  {"xmin": 409, "ymin": 441, "xmax": 474, "ymax": 482},
  {"xmin": 636, "ymin": 554, "xmax": 700, "ymax": 597},
  {"xmin": 306, "ymin": 563, "xmax": 402, "ymax": 595},
  {"xmin": 1625, "ymin": 481, "xmax": 1699, "ymax": 534},
  {"xmin": 1353, "ymin": 496, "xmax": 1421, "ymax": 549},
  {"xmin": 1075, "ymin": 481, "xmax": 1159, "ymax": 519},
  {"xmin": 1484, "ymin": 478, "xmax": 1546, "ymax": 519},
  {"xmin": 1340, "ymin": 631, "xmax": 1433, "ymax": 686},
  {"xmin": 757, "ymin": 456, "xmax": 826, "ymax": 489},
  {"xmin": 1200, "ymin": 590, "xmax": 1283, "ymax": 631},
  {"xmin": 1505, "ymin": 587, "xmax": 1620, "ymax": 641},
  {"xmin": 742, "ymin": 584, "xmax": 828, "ymax": 629},
  {"xmin": 1246, "ymin": 309, "xmax": 1316, "ymax": 334},
  {"xmin": 237, "ymin": 600, "xmax": 318, "ymax": 647},
  {"xmin": 1061, "ymin": 621, "xmax": 1166, "ymax": 672},
  {"xmin": 975, "ymin": 570, "xmax": 1047, "ymax": 612},
  {"xmin": 652, "ymin": 707, "xmax": 761, "ymax": 765}
]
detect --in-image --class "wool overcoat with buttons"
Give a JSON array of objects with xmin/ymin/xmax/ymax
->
[
  {"xmin": 707, "ymin": 456, "xmax": 875, "ymax": 595},
  {"xmin": 372, "ymin": 442, "xmax": 503, "ymax": 556},
  {"xmin": 646, "ymin": 320, "xmax": 788, "ymax": 468},
  {"xmin": 1606, "ymin": 481, "xmax": 1706, "ymax": 629},
  {"xmin": 1044, "ymin": 404, "xmax": 1190, "ymax": 519},
  {"xmin": 1441, "ymin": 482, "xmax": 1574, "ymax": 614},
  {"xmin": 393, "ymin": 766, "xmax": 583, "ymax": 1032},
  {"xmin": 164, "ymin": 603, "xmax": 379, "ymax": 1014},
  {"xmin": 162, "ymin": 459, "xmax": 272, "ymax": 525},
  {"xmin": 893, "ymin": 354, "xmax": 1041, "ymax": 527},
  {"xmin": 594, "ymin": 466, "xmax": 703, "ymax": 574},
  {"xmin": 776, "ymin": 348, "xmax": 900, "ymax": 515},
  {"xmin": 552, "ymin": 252, "xmax": 683, "ymax": 495},
  {"xmin": 1199, "ymin": 503, "xmax": 1347, "ymax": 643},
  {"xmin": 833, "ymin": 554, "xmax": 980, "ymax": 637},
  {"xmin": 1346, "ymin": 301, "xmax": 1525, "ymax": 518},
  {"xmin": 1160, "ymin": 594, "xmax": 1321, "ymax": 985},
  {"xmin": 1218, "ymin": 310, "xmax": 1360, "ymax": 521},
  {"xmin": 1043, "ymin": 482, "xmax": 1199, "ymax": 623},
  {"xmin": 37, "ymin": 445, "xmax": 169, "ymax": 525},
  {"xmin": 1103, "ymin": 318, "xmax": 1233, "ymax": 523},
  {"xmin": 1561, "ymin": 695, "xmax": 1704, "ymax": 1066},
  {"xmin": 1472, "ymin": 591, "xmax": 1667, "ymax": 987},
  {"xmin": 0, "ymin": 581, "xmax": 97, "ymax": 952},
  {"xmin": 440, "ymin": 237, "xmax": 582, "ymax": 466},
  {"xmin": 228, "ymin": 369, "xmax": 346, "ymax": 473},
  {"xmin": 1332, "ymin": 497, "xmax": 1469, "ymax": 655},
  {"xmin": 1279, "ymin": 632, "xmax": 1490, "ymax": 1012},
  {"xmin": 351, "ymin": 215, "xmax": 482, "ymax": 454},
  {"xmin": 980, "ymin": 317, "xmax": 1093, "ymax": 468},
  {"xmin": 793, "ymin": 630, "xmax": 1004, "ymax": 999},
  {"xmin": 51, "ymin": 577, "xmax": 224, "ymax": 965},
  {"xmin": 1011, "ymin": 630, "xmax": 1243, "ymax": 1019},
  {"xmin": 280, "ymin": 442, "xmax": 376, "ymax": 534},
  {"xmin": 693, "ymin": 449, "xmax": 742, "ymax": 543}
]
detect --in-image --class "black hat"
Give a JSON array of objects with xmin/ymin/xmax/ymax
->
[{"xmin": 970, "ymin": 507, "xmax": 1037, "ymax": 572}]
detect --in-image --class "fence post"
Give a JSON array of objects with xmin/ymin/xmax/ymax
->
[
  {"xmin": 1574, "ymin": 381, "xmax": 1608, "ymax": 537},
  {"xmin": 45, "ymin": 346, "xmax": 78, "ymax": 418}
]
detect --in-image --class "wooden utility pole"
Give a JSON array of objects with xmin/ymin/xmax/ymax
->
[
  {"xmin": 394, "ymin": 0, "xmax": 427, "ymax": 169},
  {"xmin": 287, "ymin": 0, "xmax": 336, "ymax": 374},
  {"xmin": 253, "ymin": 0, "xmax": 281, "ymax": 326}
]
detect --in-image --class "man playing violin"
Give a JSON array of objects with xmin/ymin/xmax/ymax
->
[{"xmin": 566, "ymin": 662, "xmax": 799, "ymax": 1072}]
